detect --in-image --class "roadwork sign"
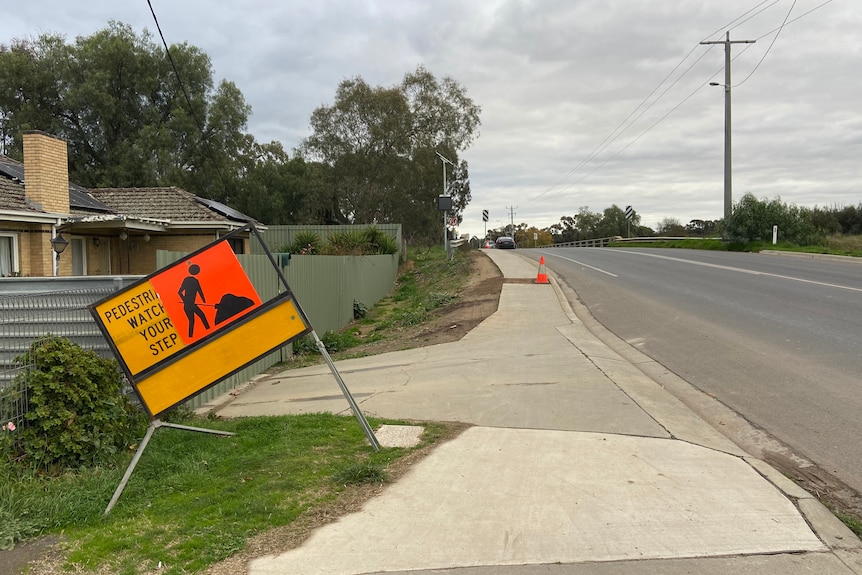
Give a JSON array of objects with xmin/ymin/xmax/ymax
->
[{"xmin": 91, "ymin": 226, "xmax": 311, "ymax": 418}]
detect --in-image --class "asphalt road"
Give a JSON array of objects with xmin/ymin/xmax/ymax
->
[{"xmin": 528, "ymin": 247, "xmax": 862, "ymax": 495}]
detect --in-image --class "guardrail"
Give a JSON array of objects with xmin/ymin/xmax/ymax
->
[
  {"xmin": 547, "ymin": 236, "xmax": 710, "ymax": 248},
  {"xmin": 547, "ymin": 237, "xmax": 618, "ymax": 248},
  {"xmin": 450, "ymin": 238, "xmax": 468, "ymax": 248}
]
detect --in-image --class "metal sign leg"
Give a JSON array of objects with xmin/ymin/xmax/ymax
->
[
  {"xmin": 104, "ymin": 418, "xmax": 234, "ymax": 515},
  {"xmin": 312, "ymin": 330, "xmax": 381, "ymax": 451}
]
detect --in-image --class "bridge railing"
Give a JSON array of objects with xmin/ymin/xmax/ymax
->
[{"xmin": 546, "ymin": 236, "xmax": 700, "ymax": 248}]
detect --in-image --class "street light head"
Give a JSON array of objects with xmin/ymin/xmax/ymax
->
[
  {"xmin": 709, "ymin": 82, "xmax": 720, "ymax": 86},
  {"xmin": 435, "ymin": 151, "xmax": 454, "ymax": 165},
  {"xmin": 51, "ymin": 233, "xmax": 69, "ymax": 255}
]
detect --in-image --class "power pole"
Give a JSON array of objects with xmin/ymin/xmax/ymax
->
[
  {"xmin": 701, "ymin": 31, "xmax": 755, "ymax": 221},
  {"xmin": 506, "ymin": 205, "xmax": 517, "ymax": 239}
]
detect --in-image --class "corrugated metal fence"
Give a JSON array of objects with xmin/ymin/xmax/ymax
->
[{"xmin": 0, "ymin": 276, "xmax": 141, "ymax": 428}]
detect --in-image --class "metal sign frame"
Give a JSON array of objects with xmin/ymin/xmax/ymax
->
[
  {"xmin": 93, "ymin": 223, "xmax": 380, "ymax": 514},
  {"xmin": 90, "ymin": 224, "xmax": 312, "ymax": 418}
]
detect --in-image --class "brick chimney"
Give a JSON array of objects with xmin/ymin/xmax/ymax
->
[{"xmin": 23, "ymin": 131, "xmax": 70, "ymax": 214}]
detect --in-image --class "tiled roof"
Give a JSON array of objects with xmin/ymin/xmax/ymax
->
[
  {"xmin": 0, "ymin": 155, "xmax": 254, "ymax": 225},
  {"xmin": 0, "ymin": 175, "xmax": 42, "ymax": 213},
  {"xmin": 88, "ymin": 187, "xmax": 232, "ymax": 222},
  {"xmin": 0, "ymin": 155, "xmax": 115, "ymax": 215},
  {"xmin": 0, "ymin": 157, "xmax": 42, "ymax": 213}
]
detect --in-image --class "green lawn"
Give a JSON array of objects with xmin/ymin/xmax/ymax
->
[{"xmin": 2, "ymin": 413, "xmax": 456, "ymax": 574}]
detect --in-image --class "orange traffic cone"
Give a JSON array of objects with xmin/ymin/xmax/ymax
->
[{"xmin": 535, "ymin": 256, "xmax": 549, "ymax": 284}]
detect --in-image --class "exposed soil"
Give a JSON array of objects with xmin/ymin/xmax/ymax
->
[{"xmin": 332, "ymin": 249, "xmax": 504, "ymax": 357}]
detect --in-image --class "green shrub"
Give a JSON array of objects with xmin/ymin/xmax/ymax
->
[
  {"xmin": 323, "ymin": 230, "xmax": 368, "ymax": 255},
  {"xmin": 353, "ymin": 300, "xmax": 369, "ymax": 319},
  {"xmin": 11, "ymin": 336, "xmax": 146, "ymax": 472},
  {"xmin": 724, "ymin": 193, "xmax": 819, "ymax": 245},
  {"xmin": 321, "ymin": 227, "xmax": 399, "ymax": 255},
  {"xmin": 291, "ymin": 334, "xmax": 320, "ymax": 355},
  {"xmin": 362, "ymin": 227, "xmax": 399, "ymax": 255},
  {"xmin": 289, "ymin": 231, "xmax": 323, "ymax": 255},
  {"xmin": 320, "ymin": 331, "xmax": 361, "ymax": 352}
]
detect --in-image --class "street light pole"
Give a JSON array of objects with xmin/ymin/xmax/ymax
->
[
  {"xmin": 436, "ymin": 151, "xmax": 454, "ymax": 259},
  {"xmin": 702, "ymin": 32, "xmax": 755, "ymax": 222}
]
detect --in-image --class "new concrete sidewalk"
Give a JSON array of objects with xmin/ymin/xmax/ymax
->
[{"xmin": 212, "ymin": 249, "xmax": 862, "ymax": 574}]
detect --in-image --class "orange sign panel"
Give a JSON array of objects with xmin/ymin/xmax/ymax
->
[
  {"xmin": 92, "ymin": 233, "xmax": 313, "ymax": 418},
  {"xmin": 90, "ymin": 232, "xmax": 311, "ymax": 416},
  {"xmin": 94, "ymin": 240, "xmax": 263, "ymax": 377},
  {"xmin": 149, "ymin": 240, "xmax": 262, "ymax": 346}
]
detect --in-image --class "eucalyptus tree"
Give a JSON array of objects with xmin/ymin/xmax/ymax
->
[
  {"xmin": 301, "ymin": 65, "xmax": 481, "ymax": 243},
  {"xmin": 0, "ymin": 21, "xmax": 252, "ymax": 202}
]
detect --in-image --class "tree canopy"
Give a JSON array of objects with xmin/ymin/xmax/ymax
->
[
  {"xmin": 1, "ymin": 26, "xmax": 482, "ymax": 237},
  {"xmin": 301, "ymin": 65, "xmax": 481, "ymax": 243},
  {"xmin": 548, "ymin": 205, "xmax": 652, "ymax": 242},
  {"xmin": 0, "ymin": 21, "xmax": 252, "ymax": 199}
]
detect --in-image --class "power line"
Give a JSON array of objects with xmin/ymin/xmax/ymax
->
[
  {"xmin": 526, "ymin": 3, "xmax": 776, "ymax": 205},
  {"xmin": 735, "ymin": 0, "xmax": 797, "ymax": 87},
  {"xmin": 146, "ymin": 0, "xmax": 236, "ymax": 203},
  {"xmin": 146, "ymin": 0, "xmax": 206, "ymax": 137},
  {"xmin": 527, "ymin": 0, "xmax": 833, "ymax": 207}
]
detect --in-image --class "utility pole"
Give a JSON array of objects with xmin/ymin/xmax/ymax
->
[
  {"xmin": 701, "ymin": 31, "xmax": 755, "ymax": 222},
  {"xmin": 506, "ymin": 205, "xmax": 517, "ymax": 239}
]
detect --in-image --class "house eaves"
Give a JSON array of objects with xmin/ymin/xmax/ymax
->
[
  {"xmin": 0, "ymin": 208, "xmax": 65, "ymax": 224},
  {"xmin": 66, "ymin": 213, "xmax": 171, "ymax": 232},
  {"xmin": 166, "ymin": 220, "xmax": 266, "ymax": 231}
]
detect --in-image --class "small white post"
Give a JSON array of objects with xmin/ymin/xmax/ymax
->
[{"xmin": 772, "ymin": 225, "xmax": 778, "ymax": 245}]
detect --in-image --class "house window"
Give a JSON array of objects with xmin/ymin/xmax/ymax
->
[
  {"xmin": 71, "ymin": 237, "xmax": 87, "ymax": 276},
  {"xmin": 227, "ymin": 237, "xmax": 244, "ymax": 254},
  {"xmin": 0, "ymin": 234, "xmax": 19, "ymax": 276}
]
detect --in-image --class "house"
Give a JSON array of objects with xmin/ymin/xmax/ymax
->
[{"xmin": 0, "ymin": 131, "xmax": 258, "ymax": 277}]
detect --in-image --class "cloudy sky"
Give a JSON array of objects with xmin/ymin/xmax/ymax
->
[{"xmin": 3, "ymin": 0, "xmax": 858, "ymax": 237}]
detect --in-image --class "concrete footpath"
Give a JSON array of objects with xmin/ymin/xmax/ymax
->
[{"xmin": 210, "ymin": 249, "xmax": 862, "ymax": 574}]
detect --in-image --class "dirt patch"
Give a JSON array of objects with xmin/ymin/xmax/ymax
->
[
  {"xmin": 330, "ymin": 249, "xmax": 503, "ymax": 358},
  {"xmin": 0, "ymin": 537, "xmax": 62, "ymax": 575}
]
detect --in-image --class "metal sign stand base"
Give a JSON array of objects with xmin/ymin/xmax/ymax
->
[{"xmin": 104, "ymin": 419, "xmax": 234, "ymax": 515}]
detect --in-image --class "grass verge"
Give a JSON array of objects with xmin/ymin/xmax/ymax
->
[
  {"xmin": 1, "ymin": 413, "xmax": 458, "ymax": 574},
  {"xmin": 286, "ymin": 245, "xmax": 471, "ymax": 365}
]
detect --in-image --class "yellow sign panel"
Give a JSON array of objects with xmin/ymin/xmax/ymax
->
[
  {"xmin": 135, "ymin": 297, "xmax": 308, "ymax": 416},
  {"xmin": 93, "ymin": 280, "xmax": 186, "ymax": 375}
]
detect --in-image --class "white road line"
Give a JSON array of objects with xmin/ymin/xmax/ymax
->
[
  {"xmin": 613, "ymin": 249, "xmax": 862, "ymax": 294},
  {"xmin": 539, "ymin": 251, "xmax": 618, "ymax": 277}
]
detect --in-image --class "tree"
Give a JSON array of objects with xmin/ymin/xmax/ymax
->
[
  {"xmin": 0, "ymin": 22, "xmax": 253, "ymax": 200},
  {"xmin": 724, "ymin": 193, "xmax": 818, "ymax": 245},
  {"xmin": 514, "ymin": 226, "xmax": 553, "ymax": 247},
  {"xmin": 655, "ymin": 217, "xmax": 686, "ymax": 236},
  {"xmin": 685, "ymin": 219, "xmax": 716, "ymax": 237},
  {"xmin": 228, "ymin": 141, "xmax": 324, "ymax": 225},
  {"xmin": 301, "ymin": 65, "xmax": 481, "ymax": 244}
]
